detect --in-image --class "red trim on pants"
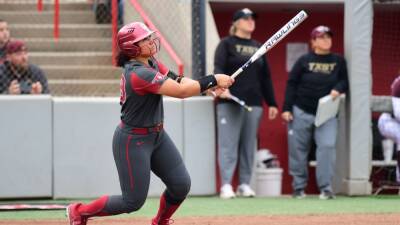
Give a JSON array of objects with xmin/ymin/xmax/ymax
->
[{"xmin": 125, "ymin": 135, "xmax": 134, "ymax": 190}]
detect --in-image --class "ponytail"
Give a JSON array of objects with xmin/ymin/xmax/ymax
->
[{"xmin": 229, "ymin": 24, "xmax": 237, "ymax": 36}]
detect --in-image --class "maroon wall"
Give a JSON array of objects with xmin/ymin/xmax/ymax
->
[{"xmin": 372, "ymin": 6, "xmax": 400, "ymax": 96}]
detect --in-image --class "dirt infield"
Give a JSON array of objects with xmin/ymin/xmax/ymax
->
[{"xmin": 1, "ymin": 213, "xmax": 400, "ymax": 225}]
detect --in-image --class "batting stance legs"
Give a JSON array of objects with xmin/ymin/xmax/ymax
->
[
  {"xmin": 288, "ymin": 106, "xmax": 337, "ymax": 194},
  {"xmin": 67, "ymin": 126, "xmax": 191, "ymax": 225}
]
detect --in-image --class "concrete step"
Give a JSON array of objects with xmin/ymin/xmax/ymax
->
[
  {"xmin": 29, "ymin": 52, "xmax": 113, "ymax": 66},
  {"xmin": 41, "ymin": 65, "xmax": 122, "ymax": 80},
  {"xmin": 9, "ymin": 24, "xmax": 111, "ymax": 38},
  {"xmin": 0, "ymin": 2, "xmax": 91, "ymax": 11},
  {"xmin": 48, "ymin": 79, "xmax": 119, "ymax": 96},
  {"xmin": 1, "ymin": 11, "xmax": 96, "ymax": 24},
  {"xmin": 23, "ymin": 38, "xmax": 111, "ymax": 52}
]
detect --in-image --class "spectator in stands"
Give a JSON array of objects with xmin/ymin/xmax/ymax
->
[
  {"xmin": 0, "ymin": 40, "xmax": 50, "ymax": 94},
  {"xmin": 281, "ymin": 25, "xmax": 348, "ymax": 200},
  {"xmin": 0, "ymin": 19, "xmax": 10, "ymax": 64},
  {"xmin": 214, "ymin": 8, "xmax": 278, "ymax": 199},
  {"xmin": 377, "ymin": 74, "xmax": 400, "ymax": 184}
]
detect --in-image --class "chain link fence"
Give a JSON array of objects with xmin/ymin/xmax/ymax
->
[
  {"xmin": 0, "ymin": 0, "xmax": 121, "ymax": 96},
  {"xmin": 134, "ymin": 0, "xmax": 192, "ymax": 77}
]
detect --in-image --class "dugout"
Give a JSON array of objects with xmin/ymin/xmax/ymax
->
[{"xmin": 209, "ymin": 0, "xmax": 373, "ymax": 195}]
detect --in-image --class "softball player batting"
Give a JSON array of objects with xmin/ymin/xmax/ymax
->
[{"xmin": 66, "ymin": 22, "xmax": 234, "ymax": 225}]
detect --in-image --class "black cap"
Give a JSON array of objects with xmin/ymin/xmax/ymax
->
[{"xmin": 232, "ymin": 8, "xmax": 257, "ymax": 22}]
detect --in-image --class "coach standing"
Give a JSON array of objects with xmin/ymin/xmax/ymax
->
[
  {"xmin": 214, "ymin": 8, "xmax": 278, "ymax": 199},
  {"xmin": 282, "ymin": 26, "xmax": 348, "ymax": 200}
]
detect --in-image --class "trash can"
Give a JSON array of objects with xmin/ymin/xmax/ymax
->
[{"xmin": 255, "ymin": 167, "xmax": 283, "ymax": 197}]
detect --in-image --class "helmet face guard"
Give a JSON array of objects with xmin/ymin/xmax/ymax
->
[{"xmin": 117, "ymin": 22, "xmax": 158, "ymax": 58}]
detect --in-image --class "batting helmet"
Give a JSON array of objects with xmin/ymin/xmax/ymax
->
[{"xmin": 117, "ymin": 22, "xmax": 155, "ymax": 58}]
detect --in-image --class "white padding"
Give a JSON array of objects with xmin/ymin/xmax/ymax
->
[
  {"xmin": 53, "ymin": 97, "xmax": 122, "ymax": 198},
  {"xmin": 0, "ymin": 95, "xmax": 52, "ymax": 198},
  {"xmin": 183, "ymin": 96, "xmax": 216, "ymax": 195}
]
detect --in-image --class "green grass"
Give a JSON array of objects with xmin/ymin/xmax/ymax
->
[{"xmin": 0, "ymin": 196, "xmax": 399, "ymax": 220}]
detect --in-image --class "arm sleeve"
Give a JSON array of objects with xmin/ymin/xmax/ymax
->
[
  {"xmin": 213, "ymin": 39, "xmax": 228, "ymax": 74},
  {"xmin": 333, "ymin": 57, "xmax": 349, "ymax": 93},
  {"xmin": 130, "ymin": 67, "xmax": 168, "ymax": 95},
  {"xmin": 283, "ymin": 57, "xmax": 303, "ymax": 112},
  {"xmin": 259, "ymin": 57, "xmax": 277, "ymax": 107}
]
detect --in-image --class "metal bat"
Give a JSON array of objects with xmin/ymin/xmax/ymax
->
[
  {"xmin": 231, "ymin": 10, "xmax": 308, "ymax": 79},
  {"xmin": 230, "ymin": 95, "xmax": 252, "ymax": 112}
]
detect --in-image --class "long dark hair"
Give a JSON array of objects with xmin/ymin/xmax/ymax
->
[{"xmin": 116, "ymin": 52, "xmax": 131, "ymax": 67}]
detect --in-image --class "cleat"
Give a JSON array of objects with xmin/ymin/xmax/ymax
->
[
  {"xmin": 292, "ymin": 189, "xmax": 306, "ymax": 199},
  {"xmin": 236, "ymin": 184, "xmax": 255, "ymax": 197},
  {"xmin": 151, "ymin": 217, "xmax": 174, "ymax": 225},
  {"xmin": 219, "ymin": 184, "xmax": 236, "ymax": 199},
  {"xmin": 319, "ymin": 190, "xmax": 335, "ymax": 200},
  {"xmin": 66, "ymin": 203, "xmax": 87, "ymax": 225}
]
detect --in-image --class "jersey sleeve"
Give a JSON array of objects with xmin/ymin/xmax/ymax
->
[{"xmin": 130, "ymin": 67, "xmax": 168, "ymax": 95}]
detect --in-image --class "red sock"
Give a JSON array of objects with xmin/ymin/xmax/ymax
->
[
  {"xmin": 77, "ymin": 195, "xmax": 110, "ymax": 218},
  {"xmin": 153, "ymin": 194, "xmax": 181, "ymax": 224}
]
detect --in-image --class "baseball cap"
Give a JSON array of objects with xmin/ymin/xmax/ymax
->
[
  {"xmin": 6, "ymin": 39, "xmax": 27, "ymax": 54},
  {"xmin": 232, "ymin": 8, "xmax": 257, "ymax": 22},
  {"xmin": 310, "ymin": 25, "xmax": 333, "ymax": 39}
]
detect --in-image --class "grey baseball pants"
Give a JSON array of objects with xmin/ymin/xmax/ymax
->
[
  {"xmin": 217, "ymin": 103, "xmax": 263, "ymax": 185},
  {"xmin": 288, "ymin": 106, "xmax": 337, "ymax": 193}
]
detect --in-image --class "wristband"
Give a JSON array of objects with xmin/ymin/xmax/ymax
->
[
  {"xmin": 198, "ymin": 75, "xmax": 217, "ymax": 92},
  {"xmin": 167, "ymin": 71, "xmax": 178, "ymax": 80},
  {"xmin": 167, "ymin": 71, "xmax": 183, "ymax": 83}
]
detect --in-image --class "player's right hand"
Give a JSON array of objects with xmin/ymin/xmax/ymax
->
[
  {"xmin": 214, "ymin": 74, "xmax": 234, "ymax": 89},
  {"xmin": 8, "ymin": 80, "xmax": 20, "ymax": 95},
  {"xmin": 281, "ymin": 111, "xmax": 293, "ymax": 122}
]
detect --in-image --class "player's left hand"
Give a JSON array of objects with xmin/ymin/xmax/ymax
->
[
  {"xmin": 330, "ymin": 89, "xmax": 340, "ymax": 100},
  {"xmin": 268, "ymin": 106, "xmax": 278, "ymax": 120},
  {"xmin": 31, "ymin": 82, "xmax": 42, "ymax": 94},
  {"xmin": 207, "ymin": 87, "xmax": 226, "ymax": 98}
]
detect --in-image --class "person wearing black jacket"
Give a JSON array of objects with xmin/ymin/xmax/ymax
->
[
  {"xmin": 214, "ymin": 8, "xmax": 278, "ymax": 199},
  {"xmin": 282, "ymin": 26, "xmax": 348, "ymax": 200}
]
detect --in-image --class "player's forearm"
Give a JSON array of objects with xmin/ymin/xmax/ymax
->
[{"xmin": 160, "ymin": 75, "xmax": 218, "ymax": 99}]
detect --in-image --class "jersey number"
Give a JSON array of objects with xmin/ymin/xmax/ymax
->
[{"xmin": 120, "ymin": 74, "xmax": 127, "ymax": 104}]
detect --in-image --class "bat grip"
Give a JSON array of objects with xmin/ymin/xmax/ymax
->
[{"xmin": 231, "ymin": 68, "xmax": 243, "ymax": 79}]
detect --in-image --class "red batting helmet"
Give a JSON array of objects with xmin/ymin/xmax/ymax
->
[{"xmin": 117, "ymin": 22, "xmax": 155, "ymax": 58}]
